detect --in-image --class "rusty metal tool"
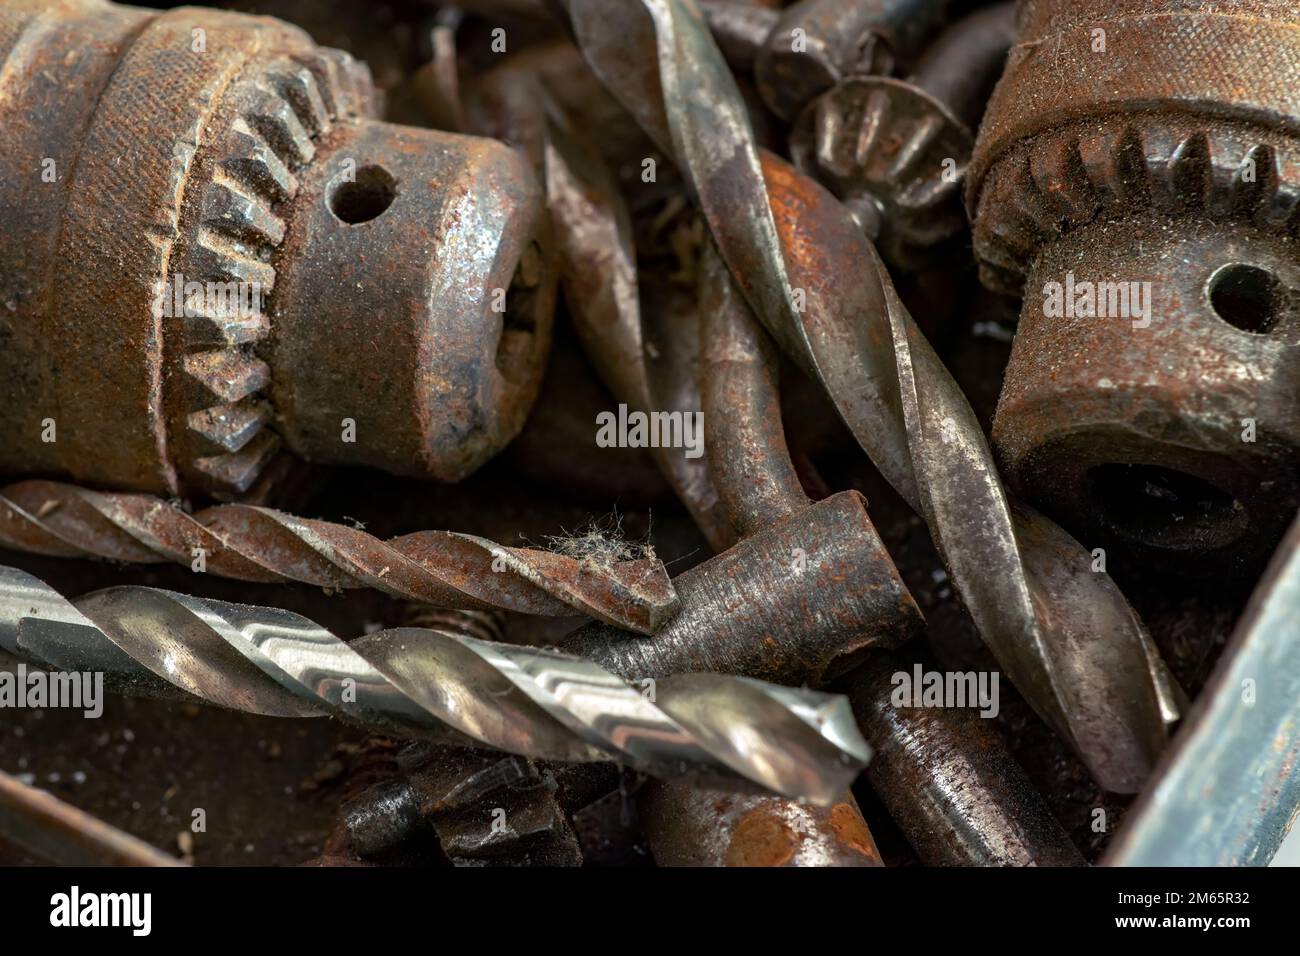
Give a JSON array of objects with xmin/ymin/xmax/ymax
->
[
  {"xmin": 540, "ymin": 68, "xmax": 920, "ymax": 688},
  {"xmin": 527, "ymin": 97, "xmax": 924, "ymax": 684},
  {"xmin": 696, "ymin": 247, "xmax": 1080, "ymax": 866},
  {"xmin": 1104, "ymin": 512, "xmax": 1300, "ymax": 866},
  {"xmin": 557, "ymin": 0, "xmax": 1183, "ymax": 794},
  {"xmin": 638, "ymin": 785, "xmax": 884, "ymax": 866},
  {"xmin": 789, "ymin": 2, "xmax": 1016, "ymax": 267},
  {"xmin": 701, "ymin": 0, "xmax": 948, "ymax": 122},
  {"xmin": 848, "ymin": 651, "xmax": 1084, "ymax": 867},
  {"xmin": 561, "ymin": 488, "xmax": 917, "ymax": 687},
  {"xmin": 342, "ymin": 745, "xmax": 587, "ymax": 865},
  {"xmin": 541, "ymin": 58, "xmax": 1078, "ymax": 865},
  {"xmin": 0, "ymin": 0, "xmax": 555, "ymax": 497},
  {"xmin": 0, "ymin": 478, "xmax": 677, "ymax": 633},
  {"xmin": 0, "ymin": 768, "xmax": 181, "ymax": 867},
  {"xmin": 540, "ymin": 75, "xmax": 913, "ymax": 864},
  {"xmin": 543, "ymin": 169, "xmax": 897, "ymax": 860},
  {"xmin": 968, "ymin": 0, "xmax": 1300, "ymax": 576},
  {"xmin": 0, "ymin": 564, "xmax": 871, "ymax": 804}
]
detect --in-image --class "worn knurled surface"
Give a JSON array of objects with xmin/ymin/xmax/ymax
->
[{"xmin": 968, "ymin": 0, "xmax": 1300, "ymax": 293}]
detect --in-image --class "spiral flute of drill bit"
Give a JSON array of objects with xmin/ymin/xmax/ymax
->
[
  {"xmin": 0, "ymin": 480, "xmax": 675, "ymax": 634},
  {"xmin": 0, "ymin": 566, "xmax": 867, "ymax": 804},
  {"xmin": 558, "ymin": 0, "xmax": 1181, "ymax": 792}
]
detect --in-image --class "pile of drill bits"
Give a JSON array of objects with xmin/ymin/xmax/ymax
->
[{"xmin": 0, "ymin": 0, "xmax": 1295, "ymax": 871}]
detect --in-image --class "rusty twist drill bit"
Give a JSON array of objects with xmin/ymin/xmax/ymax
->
[
  {"xmin": 0, "ymin": 480, "xmax": 677, "ymax": 634},
  {"xmin": 0, "ymin": 566, "xmax": 868, "ymax": 804},
  {"xmin": 558, "ymin": 0, "xmax": 1182, "ymax": 793}
]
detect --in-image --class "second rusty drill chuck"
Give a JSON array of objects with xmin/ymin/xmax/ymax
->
[
  {"xmin": 968, "ymin": 0, "xmax": 1300, "ymax": 575},
  {"xmin": 0, "ymin": 0, "xmax": 555, "ymax": 496}
]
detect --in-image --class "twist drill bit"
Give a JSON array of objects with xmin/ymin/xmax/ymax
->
[
  {"xmin": 0, "ymin": 566, "xmax": 868, "ymax": 805},
  {"xmin": 0, "ymin": 479, "xmax": 675, "ymax": 634},
  {"xmin": 557, "ymin": 0, "xmax": 1182, "ymax": 793}
]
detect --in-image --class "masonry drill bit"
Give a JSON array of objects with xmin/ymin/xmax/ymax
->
[
  {"xmin": 558, "ymin": 0, "xmax": 1182, "ymax": 793},
  {"xmin": 0, "ymin": 566, "xmax": 867, "ymax": 804},
  {"xmin": 0, "ymin": 480, "xmax": 675, "ymax": 634}
]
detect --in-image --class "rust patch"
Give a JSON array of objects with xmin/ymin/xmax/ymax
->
[
  {"xmin": 830, "ymin": 802, "xmax": 883, "ymax": 862},
  {"xmin": 725, "ymin": 807, "xmax": 797, "ymax": 867}
]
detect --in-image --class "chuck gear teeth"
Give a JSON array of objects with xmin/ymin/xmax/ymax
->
[
  {"xmin": 200, "ymin": 179, "xmax": 286, "ymax": 249},
  {"xmin": 193, "ymin": 431, "xmax": 283, "ymax": 495},
  {"xmin": 177, "ymin": 51, "xmax": 369, "ymax": 493},
  {"xmin": 187, "ymin": 401, "xmax": 271, "ymax": 455},
  {"xmin": 222, "ymin": 118, "xmax": 298, "ymax": 203},
  {"xmin": 182, "ymin": 310, "xmax": 270, "ymax": 348},
  {"xmin": 791, "ymin": 76, "xmax": 972, "ymax": 268},
  {"xmin": 183, "ymin": 351, "xmax": 271, "ymax": 406},
  {"xmin": 973, "ymin": 120, "xmax": 1300, "ymax": 295},
  {"xmin": 248, "ymin": 85, "xmax": 316, "ymax": 166},
  {"xmin": 266, "ymin": 62, "xmax": 332, "ymax": 137}
]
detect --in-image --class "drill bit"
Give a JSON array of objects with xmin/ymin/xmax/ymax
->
[
  {"xmin": 0, "ymin": 566, "xmax": 869, "ymax": 805},
  {"xmin": 557, "ymin": 0, "xmax": 1182, "ymax": 793},
  {"xmin": 0, "ymin": 480, "xmax": 676, "ymax": 634}
]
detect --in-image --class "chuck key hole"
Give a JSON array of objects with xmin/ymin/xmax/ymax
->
[
  {"xmin": 1208, "ymin": 263, "xmax": 1282, "ymax": 334},
  {"xmin": 329, "ymin": 165, "xmax": 398, "ymax": 224}
]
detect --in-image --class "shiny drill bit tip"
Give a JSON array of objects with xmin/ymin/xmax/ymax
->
[{"xmin": 0, "ymin": 566, "xmax": 868, "ymax": 804}]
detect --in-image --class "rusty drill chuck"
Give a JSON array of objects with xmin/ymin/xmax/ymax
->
[
  {"xmin": 968, "ymin": 0, "xmax": 1300, "ymax": 575},
  {"xmin": 0, "ymin": 0, "xmax": 555, "ymax": 496}
]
